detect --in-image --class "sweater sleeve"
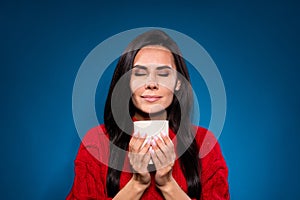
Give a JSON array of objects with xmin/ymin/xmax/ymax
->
[
  {"xmin": 197, "ymin": 128, "xmax": 230, "ymax": 200},
  {"xmin": 66, "ymin": 127, "xmax": 112, "ymax": 200}
]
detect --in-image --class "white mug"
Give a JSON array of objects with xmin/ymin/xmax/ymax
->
[{"xmin": 133, "ymin": 120, "xmax": 169, "ymax": 164}]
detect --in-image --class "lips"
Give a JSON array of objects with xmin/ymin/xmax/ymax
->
[{"xmin": 141, "ymin": 95, "xmax": 162, "ymax": 102}]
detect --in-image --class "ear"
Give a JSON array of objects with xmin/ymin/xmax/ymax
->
[{"xmin": 175, "ymin": 80, "xmax": 181, "ymax": 91}]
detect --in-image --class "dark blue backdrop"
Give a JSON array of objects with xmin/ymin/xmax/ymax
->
[{"xmin": 1, "ymin": 0, "xmax": 299, "ymax": 199}]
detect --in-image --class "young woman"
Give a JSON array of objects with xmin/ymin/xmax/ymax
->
[{"xmin": 67, "ymin": 30, "xmax": 229, "ymax": 200}]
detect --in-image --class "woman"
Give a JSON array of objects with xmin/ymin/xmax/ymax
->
[{"xmin": 67, "ymin": 30, "xmax": 229, "ymax": 200}]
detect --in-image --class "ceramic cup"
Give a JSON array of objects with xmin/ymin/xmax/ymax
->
[{"xmin": 133, "ymin": 120, "xmax": 169, "ymax": 164}]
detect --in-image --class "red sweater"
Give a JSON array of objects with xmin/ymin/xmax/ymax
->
[{"xmin": 67, "ymin": 125, "xmax": 229, "ymax": 200}]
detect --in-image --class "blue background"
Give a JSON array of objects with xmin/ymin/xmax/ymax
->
[{"xmin": 1, "ymin": 0, "xmax": 299, "ymax": 199}]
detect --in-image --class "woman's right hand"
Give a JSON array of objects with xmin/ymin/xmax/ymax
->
[
  {"xmin": 128, "ymin": 132, "xmax": 152, "ymax": 188},
  {"xmin": 112, "ymin": 133, "xmax": 151, "ymax": 199}
]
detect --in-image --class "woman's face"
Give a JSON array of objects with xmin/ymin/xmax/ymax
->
[{"xmin": 130, "ymin": 45, "xmax": 180, "ymax": 118}]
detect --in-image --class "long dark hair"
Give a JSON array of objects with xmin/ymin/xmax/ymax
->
[{"xmin": 104, "ymin": 29, "xmax": 201, "ymax": 199}]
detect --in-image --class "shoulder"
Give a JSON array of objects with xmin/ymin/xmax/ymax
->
[
  {"xmin": 192, "ymin": 126, "xmax": 222, "ymax": 159},
  {"xmin": 193, "ymin": 125, "xmax": 228, "ymax": 180},
  {"xmin": 81, "ymin": 124, "xmax": 108, "ymax": 147},
  {"xmin": 192, "ymin": 126, "xmax": 230, "ymax": 199},
  {"xmin": 76, "ymin": 124, "xmax": 110, "ymax": 164}
]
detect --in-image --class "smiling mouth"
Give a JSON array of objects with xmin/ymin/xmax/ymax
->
[{"xmin": 141, "ymin": 95, "xmax": 162, "ymax": 102}]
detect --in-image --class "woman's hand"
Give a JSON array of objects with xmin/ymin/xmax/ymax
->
[
  {"xmin": 150, "ymin": 133, "xmax": 176, "ymax": 187},
  {"xmin": 128, "ymin": 132, "xmax": 152, "ymax": 188}
]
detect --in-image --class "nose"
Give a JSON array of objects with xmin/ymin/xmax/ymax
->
[
  {"xmin": 145, "ymin": 81, "xmax": 158, "ymax": 89},
  {"xmin": 145, "ymin": 74, "xmax": 158, "ymax": 89}
]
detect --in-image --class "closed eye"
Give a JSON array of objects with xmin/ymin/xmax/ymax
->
[
  {"xmin": 133, "ymin": 65, "xmax": 148, "ymax": 76},
  {"xmin": 134, "ymin": 72, "xmax": 147, "ymax": 76},
  {"xmin": 157, "ymin": 73, "xmax": 169, "ymax": 77}
]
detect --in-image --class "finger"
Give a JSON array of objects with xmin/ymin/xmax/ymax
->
[
  {"xmin": 132, "ymin": 148, "xmax": 151, "ymax": 174},
  {"xmin": 130, "ymin": 137, "xmax": 150, "ymax": 166},
  {"xmin": 153, "ymin": 136, "xmax": 170, "ymax": 160},
  {"xmin": 129, "ymin": 131, "xmax": 139, "ymax": 151},
  {"xmin": 153, "ymin": 136, "xmax": 167, "ymax": 152},
  {"xmin": 160, "ymin": 132, "xmax": 172, "ymax": 146},
  {"xmin": 151, "ymin": 139, "xmax": 164, "ymax": 164},
  {"xmin": 141, "ymin": 151, "xmax": 151, "ymax": 167},
  {"xmin": 129, "ymin": 152, "xmax": 144, "ymax": 172},
  {"xmin": 133, "ymin": 133, "xmax": 148, "ymax": 151},
  {"xmin": 139, "ymin": 138, "xmax": 151, "ymax": 154},
  {"xmin": 159, "ymin": 133, "xmax": 175, "ymax": 155},
  {"xmin": 150, "ymin": 147, "xmax": 160, "ymax": 167},
  {"xmin": 154, "ymin": 135, "xmax": 175, "ymax": 165}
]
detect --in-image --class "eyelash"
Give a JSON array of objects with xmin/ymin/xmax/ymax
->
[
  {"xmin": 134, "ymin": 72, "xmax": 147, "ymax": 76},
  {"xmin": 134, "ymin": 73, "xmax": 170, "ymax": 77},
  {"xmin": 157, "ymin": 73, "xmax": 169, "ymax": 77}
]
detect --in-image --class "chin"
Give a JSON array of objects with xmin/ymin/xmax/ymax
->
[
  {"xmin": 142, "ymin": 104, "xmax": 167, "ymax": 113},
  {"xmin": 137, "ymin": 106, "xmax": 167, "ymax": 117},
  {"xmin": 145, "ymin": 109, "xmax": 165, "ymax": 115}
]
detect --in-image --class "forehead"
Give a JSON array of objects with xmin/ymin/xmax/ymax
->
[{"xmin": 133, "ymin": 45, "xmax": 175, "ymax": 69}]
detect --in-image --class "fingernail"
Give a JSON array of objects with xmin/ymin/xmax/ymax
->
[
  {"xmin": 133, "ymin": 131, "xmax": 138, "ymax": 136},
  {"xmin": 143, "ymin": 138, "xmax": 148, "ymax": 145},
  {"xmin": 151, "ymin": 139, "xmax": 156, "ymax": 146},
  {"xmin": 147, "ymin": 138, "xmax": 151, "ymax": 145},
  {"xmin": 162, "ymin": 131, "xmax": 167, "ymax": 136},
  {"xmin": 154, "ymin": 136, "xmax": 158, "ymax": 141},
  {"xmin": 149, "ymin": 147, "xmax": 154, "ymax": 154},
  {"xmin": 140, "ymin": 132, "xmax": 147, "ymax": 138}
]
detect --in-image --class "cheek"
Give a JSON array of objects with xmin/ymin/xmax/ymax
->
[
  {"xmin": 130, "ymin": 77, "xmax": 145, "ymax": 93},
  {"xmin": 131, "ymin": 86, "xmax": 143, "ymax": 96},
  {"xmin": 131, "ymin": 87, "xmax": 143, "ymax": 106},
  {"xmin": 162, "ymin": 89, "xmax": 175, "ymax": 104}
]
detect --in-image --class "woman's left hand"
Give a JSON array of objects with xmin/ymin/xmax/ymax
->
[{"xmin": 150, "ymin": 133, "xmax": 176, "ymax": 187}]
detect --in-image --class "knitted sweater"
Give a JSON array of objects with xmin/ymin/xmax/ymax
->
[{"xmin": 67, "ymin": 124, "xmax": 229, "ymax": 200}]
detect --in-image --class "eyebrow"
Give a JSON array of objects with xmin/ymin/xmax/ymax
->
[
  {"xmin": 133, "ymin": 65, "xmax": 172, "ymax": 70},
  {"xmin": 133, "ymin": 65, "xmax": 147, "ymax": 70}
]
